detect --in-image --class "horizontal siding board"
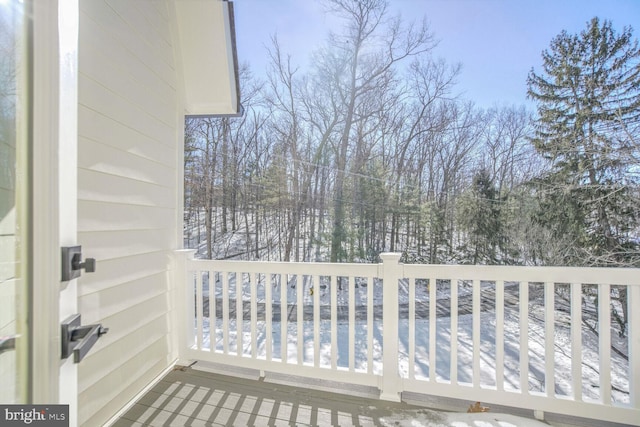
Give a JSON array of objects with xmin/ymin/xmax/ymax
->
[
  {"xmin": 79, "ymin": 315, "xmax": 170, "ymax": 394},
  {"xmin": 79, "ymin": 75, "xmax": 175, "ymax": 148},
  {"xmin": 0, "ymin": 189, "xmax": 15, "ymax": 234},
  {"xmin": 78, "ymin": 106, "xmax": 175, "ymax": 166},
  {"xmin": 78, "ymin": 200, "xmax": 175, "ymax": 232},
  {"xmin": 79, "ymin": 272, "xmax": 168, "ymax": 324},
  {"xmin": 107, "ymin": 0, "xmax": 175, "ymax": 68},
  {"xmin": 135, "ymin": 1, "xmax": 172, "ymax": 47},
  {"xmin": 0, "ymin": 156, "xmax": 15, "ymax": 190},
  {"xmin": 77, "ymin": 169, "xmax": 175, "ymax": 209},
  {"xmin": 77, "ymin": 295, "xmax": 170, "ymax": 393},
  {"xmin": 78, "ymin": 231, "xmax": 175, "ymax": 261},
  {"xmin": 84, "ymin": 361, "xmax": 168, "ymax": 427},
  {"xmin": 78, "ymin": 138, "xmax": 176, "ymax": 188},
  {"xmin": 79, "ymin": 351, "xmax": 169, "ymax": 426},
  {"xmin": 0, "ymin": 278, "xmax": 16, "ymax": 331},
  {"xmin": 79, "ymin": 39, "xmax": 174, "ymax": 128},
  {"xmin": 79, "ymin": 294, "xmax": 169, "ymax": 359},
  {"xmin": 77, "ymin": 252, "xmax": 173, "ymax": 296},
  {"xmin": 79, "ymin": 0, "xmax": 175, "ymax": 89},
  {"xmin": 0, "ymin": 236, "xmax": 16, "ymax": 282},
  {"xmin": 154, "ymin": 0, "xmax": 169, "ymax": 21},
  {"xmin": 78, "ymin": 15, "xmax": 174, "ymax": 117}
]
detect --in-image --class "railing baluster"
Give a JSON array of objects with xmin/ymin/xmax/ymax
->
[
  {"xmin": 195, "ymin": 270, "xmax": 203, "ymax": 351},
  {"xmin": 331, "ymin": 275, "xmax": 337, "ymax": 370},
  {"xmin": 349, "ymin": 276, "xmax": 355, "ymax": 371},
  {"xmin": 450, "ymin": 279, "xmax": 458, "ymax": 384},
  {"xmin": 571, "ymin": 282, "xmax": 582, "ymax": 401},
  {"xmin": 429, "ymin": 276, "xmax": 436, "ymax": 383},
  {"xmin": 313, "ymin": 275, "xmax": 320, "ymax": 368},
  {"xmin": 599, "ymin": 283, "xmax": 611, "ymax": 404},
  {"xmin": 409, "ymin": 277, "xmax": 415, "ymax": 380},
  {"xmin": 251, "ymin": 273, "xmax": 257, "ymax": 359},
  {"xmin": 298, "ymin": 275, "xmax": 304, "ymax": 365},
  {"xmin": 545, "ymin": 282, "xmax": 555, "ymax": 397},
  {"xmin": 209, "ymin": 270, "xmax": 216, "ymax": 352},
  {"xmin": 495, "ymin": 280, "xmax": 505, "ymax": 390},
  {"xmin": 472, "ymin": 279, "xmax": 480, "ymax": 388},
  {"xmin": 266, "ymin": 274, "xmax": 273, "ymax": 361},
  {"xmin": 281, "ymin": 274, "xmax": 287, "ymax": 363},
  {"xmin": 236, "ymin": 271, "xmax": 243, "ymax": 355},
  {"xmin": 519, "ymin": 282, "xmax": 529, "ymax": 393},
  {"xmin": 222, "ymin": 271, "xmax": 229, "ymax": 354}
]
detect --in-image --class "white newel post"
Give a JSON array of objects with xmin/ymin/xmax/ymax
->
[
  {"xmin": 173, "ymin": 249, "xmax": 196, "ymax": 363},
  {"xmin": 379, "ymin": 253, "xmax": 403, "ymax": 401}
]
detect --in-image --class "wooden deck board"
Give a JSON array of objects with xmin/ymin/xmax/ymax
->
[{"xmin": 112, "ymin": 367, "xmax": 433, "ymax": 426}]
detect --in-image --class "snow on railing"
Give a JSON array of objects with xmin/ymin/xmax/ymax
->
[{"xmin": 175, "ymin": 250, "xmax": 640, "ymax": 426}]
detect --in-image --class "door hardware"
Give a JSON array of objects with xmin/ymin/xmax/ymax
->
[
  {"xmin": 61, "ymin": 314, "xmax": 108, "ymax": 363},
  {"xmin": 0, "ymin": 335, "xmax": 18, "ymax": 355},
  {"xmin": 61, "ymin": 246, "xmax": 96, "ymax": 281}
]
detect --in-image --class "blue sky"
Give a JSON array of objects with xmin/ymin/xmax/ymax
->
[{"xmin": 233, "ymin": 0, "xmax": 640, "ymax": 108}]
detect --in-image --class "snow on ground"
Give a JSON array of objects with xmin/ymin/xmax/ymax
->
[{"xmin": 200, "ymin": 309, "xmax": 629, "ymax": 405}]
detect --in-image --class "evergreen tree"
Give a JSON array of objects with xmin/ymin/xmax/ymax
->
[
  {"xmin": 527, "ymin": 17, "xmax": 640, "ymax": 266},
  {"xmin": 458, "ymin": 169, "xmax": 502, "ymax": 264}
]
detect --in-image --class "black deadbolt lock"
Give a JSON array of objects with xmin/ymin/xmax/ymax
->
[{"xmin": 61, "ymin": 246, "xmax": 96, "ymax": 281}]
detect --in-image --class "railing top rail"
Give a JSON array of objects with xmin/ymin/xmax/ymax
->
[
  {"xmin": 401, "ymin": 263, "xmax": 640, "ymax": 285},
  {"xmin": 186, "ymin": 258, "xmax": 379, "ymax": 277},
  {"xmin": 185, "ymin": 257, "xmax": 640, "ymax": 285}
]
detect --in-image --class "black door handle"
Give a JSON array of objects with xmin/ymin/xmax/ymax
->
[
  {"xmin": 61, "ymin": 314, "xmax": 108, "ymax": 363},
  {"xmin": 0, "ymin": 335, "xmax": 17, "ymax": 355}
]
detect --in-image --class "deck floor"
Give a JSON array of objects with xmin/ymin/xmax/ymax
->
[{"xmin": 110, "ymin": 366, "xmax": 439, "ymax": 426}]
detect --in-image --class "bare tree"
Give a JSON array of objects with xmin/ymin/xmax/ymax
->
[{"xmin": 316, "ymin": 0, "xmax": 436, "ymax": 261}]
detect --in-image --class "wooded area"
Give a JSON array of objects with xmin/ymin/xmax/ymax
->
[{"xmin": 183, "ymin": 1, "xmax": 640, "ymax": 269}]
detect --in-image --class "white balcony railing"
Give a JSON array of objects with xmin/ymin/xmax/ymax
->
[{"xmin": 175, "ymin": 250, "xmax": 640, "ymax": 426}]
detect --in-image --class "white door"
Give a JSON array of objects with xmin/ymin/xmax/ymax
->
[
  {"xmin": 0, "ymin": 0, "xmax": 31, "ymax": 405},
  {"xmin": 1, "ymin": 0, "xmax": 80, "ymax": 425}
]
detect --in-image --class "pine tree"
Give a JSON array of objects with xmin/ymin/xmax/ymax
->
[
  {"xmin": 527, "ymin": 17, "xmax": 640, "ymax": 266},
  {"xmin": 458, "ymin": 169, "xmax": 502, "ymax": 264}
]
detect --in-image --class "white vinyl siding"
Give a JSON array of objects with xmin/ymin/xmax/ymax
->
[{"xmin": 76, "ymin": 1, "xmax": 179, "ymax": 425}]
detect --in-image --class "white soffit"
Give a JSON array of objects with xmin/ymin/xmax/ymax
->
[{"xmin": 174, "ymin": 0, "xmax": 239, "ymax": 116}]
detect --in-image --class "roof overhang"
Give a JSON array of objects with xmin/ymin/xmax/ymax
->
[{"xmin": 174, "ymin": 0, "xmax": 241, "ymax": 117}]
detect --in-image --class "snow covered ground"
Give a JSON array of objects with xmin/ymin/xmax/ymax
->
[{"xmin": 201, "ymin": 311, "xmax": 629, "ymax": 403}]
